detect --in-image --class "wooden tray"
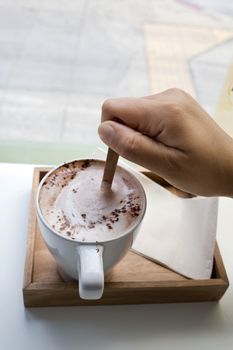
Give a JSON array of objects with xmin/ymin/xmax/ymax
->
[{"xmin": 23, "ymin": 168, "xmax": 229, "ymax": 307}]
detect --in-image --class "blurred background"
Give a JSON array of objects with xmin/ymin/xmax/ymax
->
[{"xmin": 0, "ymin": 0, "xmax": 232, "ymax": 164}]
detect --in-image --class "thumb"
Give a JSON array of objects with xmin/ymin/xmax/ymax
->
[{"xmin": 98, "ymin": 120, "xmax": 177, "ymax": 179}]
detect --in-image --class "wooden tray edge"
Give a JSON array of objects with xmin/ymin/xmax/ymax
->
[{"xmin": 22, "ymin": 167, "xmax": 230, "ymax": 307}]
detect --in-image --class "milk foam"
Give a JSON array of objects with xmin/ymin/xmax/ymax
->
[{"xmin": 39, "ymin": 160, "xmax": 144, "ymax": 242}]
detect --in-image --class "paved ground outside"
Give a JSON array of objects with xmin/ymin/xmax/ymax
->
[{"xmin": 0, "ymin": 0, "xmax": 232, "ymax": 164}]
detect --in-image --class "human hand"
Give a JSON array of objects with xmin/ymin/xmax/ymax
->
[{"xmin": 98, "ymin": 88, "xmax": 233, "ymax": 197}]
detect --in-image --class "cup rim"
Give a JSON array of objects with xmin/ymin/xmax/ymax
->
[{"xmin": 35, "ymin": 158, "xmax": 147, "ymax": 244}]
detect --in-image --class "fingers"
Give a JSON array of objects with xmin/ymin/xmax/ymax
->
[
  {"xmin": 98, "ymin": 120, "xmax": 178, "ymax": 179},
  {"xmin": 101, "ymin": 90, "xmax": 190, "ymax": 138},
  {"xmin": 101, "ymin": 97, "xmax": 164, "ymax": 138}
]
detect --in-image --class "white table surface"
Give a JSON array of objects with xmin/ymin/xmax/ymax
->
[{"xmin": 0, "ymin": 163, "xmax": 233, "ymax": 350}]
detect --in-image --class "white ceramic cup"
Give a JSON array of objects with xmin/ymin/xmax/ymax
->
[{"xmin": 35, "ymin": 159, "xmax": 146, "ymax": 300}]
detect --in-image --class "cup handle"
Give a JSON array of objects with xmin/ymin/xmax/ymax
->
[{"xmin": 77, "ymin": 244, "xmax": 104, "ymax": 300}]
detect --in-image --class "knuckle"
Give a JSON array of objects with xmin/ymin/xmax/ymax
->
[
  {"xmin": 162, "ymin": 89, "xmax": 187, "ymax": 118},
  {"xmin": 166, "ymin": 102, "xmax": 184, "ymax": 118},
  {"xmin": 101, "ymin": 99, "xmax": 114, "ymax": 118},
  {"xmin": 165, "ymin": 87, "xmax": 186, "ymax": 97}
]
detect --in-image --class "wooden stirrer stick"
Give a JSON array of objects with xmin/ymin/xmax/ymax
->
[{"xmin": 101, "ymin": 148, "xmax": 119, "ymax": 190}]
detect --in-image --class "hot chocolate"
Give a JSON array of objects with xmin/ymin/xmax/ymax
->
[{"xmin": 39, "ymin": 159, "xmax": 145, "ymax": 242}]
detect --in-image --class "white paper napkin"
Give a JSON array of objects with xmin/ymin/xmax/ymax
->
[{"xmin": 92, "ymin": 148, "xmax": 218, "ymax": 279}]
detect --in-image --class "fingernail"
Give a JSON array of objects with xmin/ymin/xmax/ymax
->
[{"xmin": 98, "ymin": 122, "xmax": 114, "ymax": 145}]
